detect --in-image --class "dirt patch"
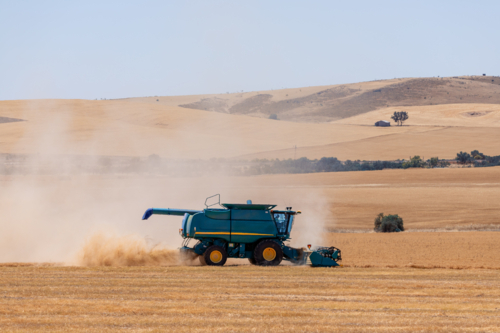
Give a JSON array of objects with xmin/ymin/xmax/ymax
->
[
  {"xmin": 180, "ymin": 97, "xmax": 228, "ymax": 113},
  {"xmin": 461, "ymin": 111, "xmax": 493, "ymax": 117},
  {"xmin": 229, "ymin": 94, "xmax": 272, "ymax": 114},
  {"xmin": 0, "ymin": 116, "xmax": 24, "ymax": 124}
]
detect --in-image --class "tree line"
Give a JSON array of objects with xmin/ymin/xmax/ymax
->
[
  {"xmin": 1, "ymin": 149, "xmax": 498, "ymax": 176},
  {"xmin": 455, "ymin": 150, "xmax": 500, "ymax": 167},
  {"xmin": 244, "ymin": 155, "xmax": 449, "ymax": 175}
]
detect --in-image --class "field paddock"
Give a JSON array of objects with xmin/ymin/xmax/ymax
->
[
  {"xmin": 0, "ymin": 264, "xmax": 499, "ymax": 332},
  {"xmin": 329, "ymin": 231, "xmax": 500, "ymax": 269},
  {"xmin": 2, "ymin": 94, "xmax": 500, "ymax": 332}
]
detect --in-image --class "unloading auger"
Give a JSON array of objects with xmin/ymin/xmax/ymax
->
[{"xmin": 141, "ymin": 195, "xmax": 341, "ymax": 267}]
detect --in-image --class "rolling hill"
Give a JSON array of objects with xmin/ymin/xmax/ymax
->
[
  {"xmin": 1, "ymin": 75, "xmax": 500, "ymax": 160},
  {"xmin": 123, "ymin": 75, "xmax": 500, "ymax": 123}
]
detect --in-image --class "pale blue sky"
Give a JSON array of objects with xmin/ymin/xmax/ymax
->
[{"xmin": 1, "ymin": 0, "xmax": 498, "ymax": 100}]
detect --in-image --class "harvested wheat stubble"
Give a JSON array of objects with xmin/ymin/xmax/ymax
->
[
  {"xmin": 328, "ymin": 231, "xmax": 500, "ymax": 269},
  {"xmin": 0, "ymin": 265, "xmax": 499, "ymax": 332}
]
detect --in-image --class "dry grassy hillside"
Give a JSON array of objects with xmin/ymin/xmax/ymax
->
[
  {"xmin": 3, "ymin": 75, "xmax": 500, "ymax": 160},
  {"xmin": 335, "ymin": 103, "xmax": 500, "ymax": 127},
  {"xmin": 0, "ymin": 99, "xmax": 423, "ymax": 159},
  {"xmin": 240, "ymin": 102, "xmax": 500, "ymax": 160},
  {"xmin": 241, "ymin": 124, "xmax": 500, "ymax": 160},
  {"xmin": 2, "ymin": 98, "xmax": 500, "ymax": 161},
  {"xmin": 123, "ymin": 76, "xmax": 500, "ymax": 122}
]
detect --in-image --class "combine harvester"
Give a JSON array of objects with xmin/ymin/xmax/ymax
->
[{"xmin": 142, "ymin": 195, "xmax": 341, "ymax": 267}]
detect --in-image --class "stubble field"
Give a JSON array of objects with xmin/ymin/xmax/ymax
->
[{"xmin": 1, "ymin": 265, "xmax": 499, "ymax": 332}]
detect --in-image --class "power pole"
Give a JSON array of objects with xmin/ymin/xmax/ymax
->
[{"xmin": 294, "ymin": 145, "xmax": 297, "ymax": 160}]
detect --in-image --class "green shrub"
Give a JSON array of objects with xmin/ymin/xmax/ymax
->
[
  {"xmin": 402, "ymin": 156, "xmax": 424, "ymax": 169},
  {"xmin": 471, "ymin": 150, "xmax": 485, "ymax": 160},
  {"xmin": 456, "ymin": 151, "xmax": 472, "ymax": 164},
  {"xmin": 374, "ymin": 213, "xmax": 404, "ymax": 232},
  {"xmin": 427, "ymin": 157, "xmax": 450, "ymax": 168}
]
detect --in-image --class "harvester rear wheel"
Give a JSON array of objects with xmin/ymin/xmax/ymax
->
[
  {"xmin": 203, "ymin": 245, "xmax": 227, "ymax": 266},
  {"xmin": 254, "ymin": 240, "xmax": 283, "ymax": 266}
]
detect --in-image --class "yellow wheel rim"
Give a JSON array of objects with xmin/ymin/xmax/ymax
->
[
  {"xmin": 210, "ymin": 250, "xmax": 223, "ymax": 263},
  {"xmin": 263, "ymin": 247, "xmax": 277, "ymax": 261}
]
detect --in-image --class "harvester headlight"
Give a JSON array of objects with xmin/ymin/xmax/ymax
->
[{"xmin": 307, "ymin": 244, "xmax": 311, "ymax": 250}]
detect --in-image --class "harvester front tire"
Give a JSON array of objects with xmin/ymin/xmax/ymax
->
[
  {"xmin": 254, "ymin": 240, "xmax": 283, "ymax": 266},
  {"xmin": 248, "ymin": 258, "xmax": 257, "ymax": 265},
  {"xmin": 199, "ymin": 255, "xmax": 207, "ymax": 266},
  {"xmin": 203, "ymin": 245, "xmax": 227, "ymax": 266}
]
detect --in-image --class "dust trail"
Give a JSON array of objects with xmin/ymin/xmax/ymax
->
[
  {"xmin": 288, "ymin": 191, "xmax": 331, "ymax": 248},
  {"xmin": 76, "ymin": 233, "xmax": 180, "ymax": 267},
  {"xmin": 0, "ymin": 100, "xmax": 338, "ymax": 263}
]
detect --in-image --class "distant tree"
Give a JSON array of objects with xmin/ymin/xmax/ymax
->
[
  {"xmin": 269, "ymin": 114, "xmax": 278, "ymax": 120},
  {"xmin": 470, "ymin": 150, "xmax": 485, "ymax": 160},
  {"xmin": 402, "ymin": 155, "xmax": 424, "ymax": 169},
  {"xmin": 147, "ymin": 154, "xmax": 161, "ymax": 167},
  {"xmin": 456, "ymin": 151, "xmax": 472, "ymax": 164},
  {"xmin": 316, "ymin": 157, "xmax": 341, "ymax": 172},
  {"xmin": 429, "ymin": 157, "xmax": 439, "ymax": 168},
  {"xmin": 374, "ymin": 213, "xmax": 404, "ymax": 232},
  {"xmin": 391, "ymin": 111, "xmax": 409, "ymax": 126}
]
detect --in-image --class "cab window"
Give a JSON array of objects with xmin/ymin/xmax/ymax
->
[{"xmin": 273, "ymin": 213, "xmax": 289, "ymax": 234}]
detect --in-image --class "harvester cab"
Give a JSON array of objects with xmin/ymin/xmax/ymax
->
[{"xmin": 141, "ymin": 195, "xmax": 341, "ymax": 267}]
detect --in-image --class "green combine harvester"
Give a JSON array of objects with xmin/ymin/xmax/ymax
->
[{"xmin": 142, "ymin": 195, "xmax": 341, "ymax": 267}]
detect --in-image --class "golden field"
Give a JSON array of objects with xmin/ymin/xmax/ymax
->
[
  {"xmin": 2, "ymin": 77, "xmax": 500, "ymax": 331},
  {"xmin": 331, "ymin": 232, "xmax": 500, "ymax": 269},
  {"xmin": 0, "ymin": 265, "xmax": 499, "ymax": 332}
]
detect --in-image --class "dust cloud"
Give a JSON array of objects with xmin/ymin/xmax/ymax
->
[
  {"xmin": 289, "ymin": 193, "xmax": 330, "ymax": 248},
  {"xmin": 0, "ymin": 101, "xmax": 336, "ymax": 264},
  {"xmin": 75, "ymin": 233, "xmax": 180, "ymax": 266}
]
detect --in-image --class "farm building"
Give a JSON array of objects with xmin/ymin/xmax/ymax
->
[{"xmin": 375, "ymin": 120, "xmax": 391, "ymax": 127}]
